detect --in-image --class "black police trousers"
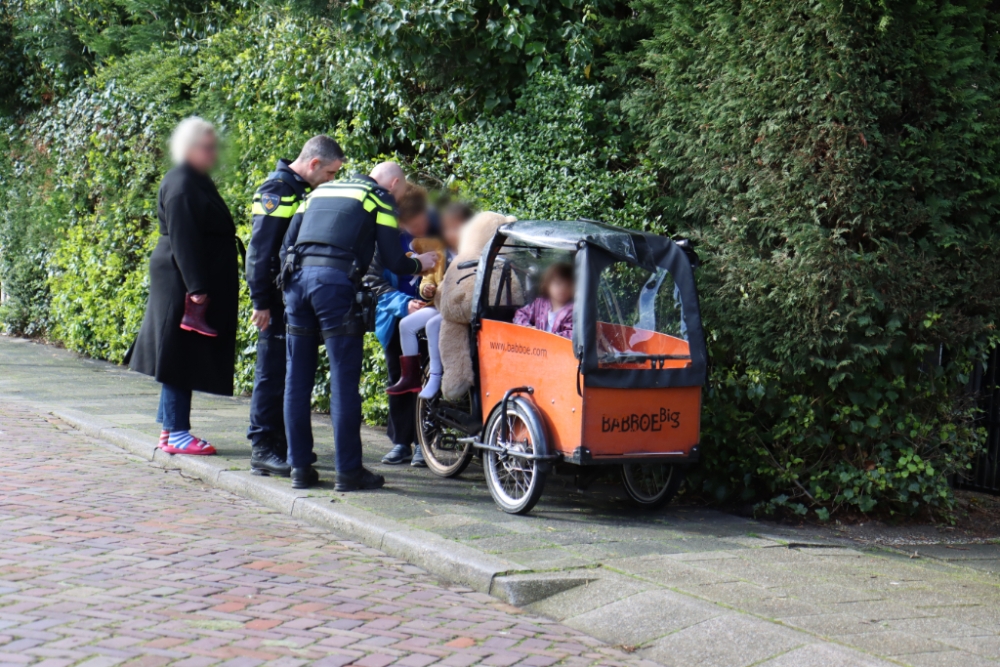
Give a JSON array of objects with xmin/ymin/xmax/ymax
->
[{"xmin": 247, "ymin": 299, "xmax": 285, "ymax": 445}]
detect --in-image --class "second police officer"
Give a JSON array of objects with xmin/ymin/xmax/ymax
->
[
  {"xmin": 246, "ymin": 136, "xmax": 345, "ymax": 477},
  {"xmin": 280, "ymin": 162, "xmax": 437, "ymax": 490}
]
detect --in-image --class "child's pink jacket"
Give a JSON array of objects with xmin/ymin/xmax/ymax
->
[{"xmin": 513, "ymin": 298, "xmax": 574, "ymax": 338}]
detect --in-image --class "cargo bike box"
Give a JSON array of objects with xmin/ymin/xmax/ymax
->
[{"xmin": 416, "ymin": 220, "xmax": 707, "ymax": 514}]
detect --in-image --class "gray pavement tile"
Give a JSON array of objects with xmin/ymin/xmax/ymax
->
[
  {"xmin": 717, "ymin": 535, "xmax": 785, "ymax": 549},
  {"xmin": 953, "ymin": 560, "xmax": 1000, "ymax": 574},
  {"xmin": 602, "ymin": 557, "xmax": 729, "ymax": 589},
  {"xmin": 677, "ymin": 555, "xmax": 795, "ymax": 588},
  {"xmin": 910, "ymin": 545, "xmax": 1000, "ymax": 562},
  {"xmin": 829, "ymin": 600, "xmax": 938, "ymax": 621},
  {"xmin": 435, "ymin": 523, "xmax": 524, "ymax": 543},
  {"xmin": 526, "ymin": 575, "xmax": 653, "ymax": 622},
  {"xmin": 895, "ymin": 650, "xmax": 1000, "ymax": 667},
  {"xmin": 503, "ymin": 548, "xmax": 595, "ymax": 570},
  {"xmin": 736, "ymin": 595, "xmax": 827, "ymax": 620},
  {"xmin": 664, "ymin": 550, "xmax": 739, "ymax": 562},
  {"xmin": 661, "ymin": 537, "xmax": 742, "ymax": 553},
  {"xmin": 735, "ymin": 546, "xmax": 836, "ymax": 566},
  {"xmin": 528, "ymin": 529, "xmax": 618, "ymax": 546},
  {"xmin": 563, "ymin": 590, "xmax": 723, "ymax": 647},
  {"xmin": 774, "ymin": 583, "xmax": 885, "ymax": 604},
  {"xmin": 407, "ymin": 513, "xmax": 484, "ymax": 531},
  {"xmin": 939, "ymin": 606, "xmax": 1000, "ymax": 632},
  {"xmin": 682, "ymin": 580, "xmax": 772, "ymax": 606},
  {"xmin": 461, "ymin": 535, "xmax": 555, "ymax": 554},
  {"xmin": 886, "ymin": 617, "xmax": 994, "ymax": 639},
  {"xmin": 779, "ymin": 612, "xmax": 888, "ymax": 636},
  {"xmin": 936, "ymin": 636, "xmax": 1000, "ymax": 659},
  {"xmin": 759, "ymin": 643, "xmax": 898, "ymax": 667},
  {"xmin": 547, "ymin": 522, "xmax": 682, "ymax": 544},
  {"xmin": 829, "ymin": 631, "xmax": 952, "ymax": 656},
  {"xmin": 639, "ymin": 615, "xmax": 806, "ymax": 667},
  {"xmin": 566, "ymin": 541, "xmax": 681, "ymax": 560}
]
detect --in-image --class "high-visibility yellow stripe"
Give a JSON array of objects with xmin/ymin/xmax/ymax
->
[
  {"xmin": 308, "ymin": 188, "xmax": 368, "ymax": 201},
  {"xmin": 252, "ymin": 202, "xmax": 299, "ymax": 218},
  {"xmin": 281, "ymin": 195, "xmax": 299, "ymax": 202},
  {"xmin": 376, "ymin": 211, "xmax": 398, "ymax": 228},
  {"xmin": 368, "ymin": 193, "xmax": 393, "ymax": 210},
  {"xmin": 363, "ymin": 198, "xmax": 377, "ymax": 213}
]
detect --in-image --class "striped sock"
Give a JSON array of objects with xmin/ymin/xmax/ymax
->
[
  {"xmin": 159, "ymin": 430, "xmax": 169, "ymax": 449},
  {"xmin": 168, "ymin": 430, "xmax": 194, "ymax": 449}
]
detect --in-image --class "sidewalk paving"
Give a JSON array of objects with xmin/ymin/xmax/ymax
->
[
  {"xmin": 0, "ymin": 401, "xmax": 656, "ymax": 667},
  {"xmin": 2, "ymin": 335, "xmax": 1000, "ymax": 667}
]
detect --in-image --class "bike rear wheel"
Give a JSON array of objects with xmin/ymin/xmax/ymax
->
[
  {"xmin": 415, "ymin": 370, "xmax": 475, "ymax": 478},
  {"xmin": 620, "ymin": 463, "xmax": 685, "ymax": 509}
]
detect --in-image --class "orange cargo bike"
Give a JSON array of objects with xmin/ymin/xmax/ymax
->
[{"xmin": 415, "ymin": 220, "xmax": 707, "ymax": 514}]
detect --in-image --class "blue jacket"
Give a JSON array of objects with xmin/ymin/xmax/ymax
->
[{"xmin": 368, "ymin": 230, "xmax": 424, "ymax": 349}]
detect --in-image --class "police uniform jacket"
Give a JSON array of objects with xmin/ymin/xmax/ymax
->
[
  {"xmin": 130, "ymin": 164, "xmax": 239, "ymax": 395},
  {"xmin": 246, "ymin": 159, "xmax": 311, "ymax": 311},
  {"xmin": 281, "ymin": 174, "xmax": 421, "ymax": 278}
]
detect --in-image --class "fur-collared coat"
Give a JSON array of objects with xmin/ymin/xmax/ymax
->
[{"xmin": 436, "ymin": 212, "xmax": 518, "ymax": 400}]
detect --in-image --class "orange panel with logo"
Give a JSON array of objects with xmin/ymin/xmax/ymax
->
[
  {"xmin": 478, "ymin": 319, "xmax": 701, "ymax": 459},
  {"xmin": 478, "ymin": 319, "xmax": 582, "ymax": 455},
  {"xmin": 581, "ymin": 386, "xmax": 701, "ymax": 459}
]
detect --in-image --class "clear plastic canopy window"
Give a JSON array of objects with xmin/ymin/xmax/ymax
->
[{"xmin": 499, "ymin": 220, "xmax": 640, "ymax": 263}]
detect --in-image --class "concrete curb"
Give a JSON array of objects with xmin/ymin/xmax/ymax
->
[{"xmin": 48, "ymin": 406, "xmax": 530, "ymax": 594}]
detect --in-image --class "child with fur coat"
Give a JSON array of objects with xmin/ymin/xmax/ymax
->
[{"xmin": 386, "ymin": 203, "xmax": 473, "ymax": 398}]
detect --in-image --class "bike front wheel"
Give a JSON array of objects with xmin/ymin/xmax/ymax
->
[{"xmin": 482, "ymin": 400, "xmax": 547, "ymax": 515}]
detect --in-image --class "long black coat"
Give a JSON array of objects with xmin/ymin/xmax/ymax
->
[{"xmin": 130, "ymin": 164, "xmax": 239, "ymax": 396}]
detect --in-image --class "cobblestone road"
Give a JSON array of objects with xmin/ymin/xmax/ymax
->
[{"xmin": 0, "ymin": 402, "xmax": 658, "ymax": 667}]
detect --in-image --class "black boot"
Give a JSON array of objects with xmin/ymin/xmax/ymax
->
[
  {"xmin": 269, "ymin": 437, "xmax": 313, "ymax": 464},
  {"xmin": 335, "ymin": 467, "xmax": 386, "ymax": 492},
  {"xmin": 272, "ymin": 437, "xmax": 288, "ymax": 462},
  {"xmin": 250, "ymin": 440, "xmax": 291, "ymax": 477},
  {"xmin": 291, "ymin": 466, "xmax": 320, "ymax": 489}
]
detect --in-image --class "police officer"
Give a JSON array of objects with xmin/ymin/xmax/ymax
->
[
  {"xmin": 246, "ymin": 136, "xmax": 344, "ymax": 477},
  {"xmin": 280, "ymin": 162, "xmax": 437, "ymax": 490}
]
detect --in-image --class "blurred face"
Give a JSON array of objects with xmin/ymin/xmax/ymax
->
[
  {"xmin": 186, "ymin": 131, "xmax": 218, "ymax": 173},
  {"xmin": 399, "ymin": 210, "xmax": 430, "ymax": 238},
  {"xmin": 441, "ymin": 214, "xmax": 465, "ymax": 251},
  {"xmin": 304, "ymin": 157, "xmax": 343, "ymax": 188},
  {"xmin": 548, "ymin": 276, "xmax": 574, "ymax": 307}
]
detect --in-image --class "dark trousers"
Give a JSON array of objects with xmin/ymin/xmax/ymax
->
[
  {"xmin": 156, "ymin": 383, "xmax": 191, "ymax": 431},
  {"xmin": 248, "ymin": 299, "xmax": 285, "ymax": 445},
  {"xmin": 385, "ymin": 327, "xmax": 417, "ymax": 448},
  {"xmin": 283, "ymin": 266, "xmax": 364, "ymax": 472}
]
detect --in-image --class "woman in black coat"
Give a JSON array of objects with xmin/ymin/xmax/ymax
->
[{"xmin": 130, "ymin": 116, "xmax": 239, "ymax": 455}]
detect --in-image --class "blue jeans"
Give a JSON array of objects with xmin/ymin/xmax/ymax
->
[
  {"xmin": 247, "ymin": 300, "xmax": 286, "ymax": 444},
  {"xmin": 156, "ymin": 383, "xmax": 192, "ymax": 431},
  {"xmin": 283, "ymin": 266, "xmax": 364, "ymax": 472}
]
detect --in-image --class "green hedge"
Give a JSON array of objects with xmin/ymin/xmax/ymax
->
[
  {"xmin": 2, "ymin": 0, "xmax": 998, "ymax": 518},
  {"xmin": 627, "ymin": 0, "xmax": 1000, "ymax": 516}
]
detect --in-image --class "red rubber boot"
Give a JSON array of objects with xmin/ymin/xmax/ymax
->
[
  {"xmin": 180, "ymin": 294, "xmax": 218, "ymax": 337},
  {"xmin": 386, "ymin": 355, "xmax": 423, "ymax": 395}
]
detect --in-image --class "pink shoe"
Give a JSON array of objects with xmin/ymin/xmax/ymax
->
[
  {"xmin": 162, "ymin": 437, "xmax": 216, "ymax": 456},
  {"xmin": 159, "ymin": 430, "xmax": 170, "ymax": 450}
]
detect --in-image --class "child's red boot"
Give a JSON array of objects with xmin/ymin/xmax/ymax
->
[{"xmin": 386, "ymin": 355, "xmax": 423, "ymax": 395}]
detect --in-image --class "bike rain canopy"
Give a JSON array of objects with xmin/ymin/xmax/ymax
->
[{"xmin": 475, "ymin": 219, "xmax": 707, "ymax": 390}]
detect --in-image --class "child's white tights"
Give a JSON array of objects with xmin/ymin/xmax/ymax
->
[{"xmin": 397, "ymin": 307, "xmax": 445, "ymax": 398}]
